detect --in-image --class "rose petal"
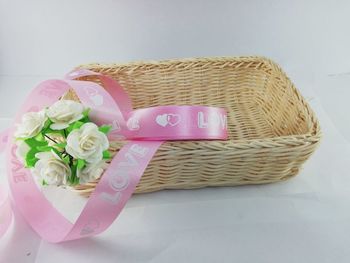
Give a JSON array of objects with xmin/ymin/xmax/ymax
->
[{"xmin": 50, "ymin": 123, "xmax": 69, "ymax": 130}]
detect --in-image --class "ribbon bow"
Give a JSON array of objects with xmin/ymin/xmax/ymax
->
[{"xmin": 0, "ymin": 69, "xmax": 228, "ymax": 243}]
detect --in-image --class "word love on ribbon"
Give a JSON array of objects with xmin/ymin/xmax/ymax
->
[{"xmin": 0, "ymin": 69, "xmax": 228, "ymax": 243}]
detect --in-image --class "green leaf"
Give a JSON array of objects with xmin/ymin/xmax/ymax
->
[
  {"xmin": 72, "ymin": 162, "xmax": 77, "ymax": 173},
  {"xmin": 80, "ymin": 116, "xmax": 90, "ymax": 124},
  {"xmin": 103, "ymin": 150, "xmax": 112, "ymax": 159},
  {"xmin": 78, "ymin": 108, "xmax": 91, "ymax": 123},
  {"xmin": 82, "ymin": 108, "xmax": 91, "ymax": 118},
  {"xmin": 73, "ymin": 121, "xmax": 84, "ymax": 130},
  {"xmin": 25, "ymin": 137, "xmax": 48, "ymax": 148},
  {"xmin": 68, "ymin": 163, "xmax": 80, "ymax": 186},
  {"xmin": 54, "ymin": 142, "xmax": 67, "ymax": 148},
  {"xmin": 77, "ymin": 159, "xmax": 85, "ymax": 170},
  {"xmin": 23, "ymin": 137, "xmax": 49, "ymax": 168},
  {"xmin": 66, "ymin": 124, "xmax": 73, "ymax": 133},
  {"xmin": 43, "ymin": 119, "xmax": 52, "ymax": 130},
  {"xmin": 42, "ymin": 180, "xmax": 48, "ymax": 186},
  {"xmin": 25, "ymin": 148, "xmax": 40, "ymax": 168},
  {"xmin": 26, "ymin": 157, "xmax": 38, "ymax": 168},
  {"xmin": 34, "ymin": 133, "xmax": 45, "ymax": 142},
  {"xmin": 99, "ymin": 125, "xmax": 112, "ymax": 134},
  {"xmin": 26, "ymin": 148, "xmax": 38, "ymax": 160},
  {"xmin": 36, "ymin": 145, "xmax": 53, "ymax": 152},
  {"xmin": 62, "ymin": 155, "xmax": 70, "ymax": 165},
  {"xmin": 67, "ymin": 121, "xmax": 84, "ymax": 133}
]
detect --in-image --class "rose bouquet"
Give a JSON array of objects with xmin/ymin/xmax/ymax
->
[{"xmin": 14, "ymin": 99, "xmax": 112, "ymax": 187}]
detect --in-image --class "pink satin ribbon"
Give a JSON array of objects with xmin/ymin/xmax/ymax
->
[{"xmin": 0, "ymin": 69, "xmax": 228, "ymax": 243}]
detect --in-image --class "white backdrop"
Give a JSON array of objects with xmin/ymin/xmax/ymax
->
[
  {"xmin": 1, "ymin": 1, "xmax": 350, "ymax": 262},
  {"xmin": 1, "ymin": 0, "xmax": 350, "ymax": 76}
]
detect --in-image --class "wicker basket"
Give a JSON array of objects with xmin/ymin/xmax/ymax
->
[{"xmin": 67, "ymin": 56, "xmax": 321, "ymax": 197}]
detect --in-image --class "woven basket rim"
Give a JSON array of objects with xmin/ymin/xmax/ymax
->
[{"xmin": 79, "ymin": 55, "xmax": 275, "ymax": 70}]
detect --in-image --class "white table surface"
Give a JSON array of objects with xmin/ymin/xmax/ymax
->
[{"xmin": 1, "ymin": 1, "xmax": 350, "ymax": 262}]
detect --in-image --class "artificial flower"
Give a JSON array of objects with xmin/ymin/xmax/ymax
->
[
  {"xmin": 77, "ymin": 160, "xmax": 108, "ymax": 184},
  {"xmin": 14, "ymin": 111, "xmax": 47, "ymax": 139},
  {"xmin": 65, "ymin": 123, "xmax": 109, "ymax": 163},
  {"xmin": 32, "ymin": 151, "xmax": 71, "ymax": 186},
  {"xmin": 46, "ymin": 100, "xmax": 84, "ymax": 130}
]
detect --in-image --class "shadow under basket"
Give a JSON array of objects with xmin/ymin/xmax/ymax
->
[{"xmin": 68, "ymin": 56, "xmax": 321, "ymax": 197}]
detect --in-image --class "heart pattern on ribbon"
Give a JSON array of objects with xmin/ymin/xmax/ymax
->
[
  {"xmin": 80, "ymin": 219, "xmax": 100, "ymax": 236},
  {"xmin": 84, "ymin": 86, "xmax": 104, "ymax": 106},
  {"xmin": 156, "ymin": 113, "xmax": 181, "ymax": 127}
]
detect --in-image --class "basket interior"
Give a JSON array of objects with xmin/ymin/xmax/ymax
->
[{"xmin": 82, "ymin": 58, "xmax": 312, "ymax": 141}]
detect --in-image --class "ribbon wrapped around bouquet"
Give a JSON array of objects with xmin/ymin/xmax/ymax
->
[{"xmin": 0, "ymin": 69, "xmax": 228, "ymax": 243}]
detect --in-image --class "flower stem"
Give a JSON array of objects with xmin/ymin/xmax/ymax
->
[{"xmin": 44, "ymin": 135, "xmax": 58, "ymax": 144}]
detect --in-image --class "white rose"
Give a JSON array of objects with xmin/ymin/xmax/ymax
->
[
  {"xmin": 32, "ymin": 151, "xmax": 71, "ymax": 186},
  {"xmin": 15, "ymin": 140, "xmax": 30, "ymax": 162},
  {"xmin": 46, "ymin": 100, "xmax": 84, "ymax": 130},
  {"xmin": 14, "ymin": 111, "xmax": 47, "ymax": 139},
  {"xmin": 77, "ymin": 160, "xmax": 108, "ymax": 184},
  {"xmin": 65, "ymin": 123, "xmax": 109, "ymax": 163}
]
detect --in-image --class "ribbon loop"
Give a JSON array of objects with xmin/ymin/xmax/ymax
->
[{"xmin": 1, "ymin": 69, "xmax": 228, "ymax": 243}]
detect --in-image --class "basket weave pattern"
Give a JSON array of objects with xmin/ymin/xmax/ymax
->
[{"xmin": 69, "ymin": 57, "xmax": 321, "ymax": 197}]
